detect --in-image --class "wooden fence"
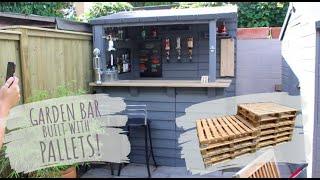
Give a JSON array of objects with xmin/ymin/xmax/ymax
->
[{"xmin": 0, "ymin": 26, "xmax": 93, "ymax": 103}]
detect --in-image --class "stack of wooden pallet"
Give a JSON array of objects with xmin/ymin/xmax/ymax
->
[
  {"xmin": 196, "ymin": 102, "xmax": 298, "ymax": 167},
  {"xmin": 237, "ymin": 102, "xmax": 297, "ymax": 149},
  {"xmin": 196, "ymin": 115, "xmax": 259, "ymax": 167}
]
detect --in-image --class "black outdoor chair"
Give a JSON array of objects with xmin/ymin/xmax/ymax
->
[{"xmin": 117, "ymin": 104, "xmax": 157, "ymax": 178}]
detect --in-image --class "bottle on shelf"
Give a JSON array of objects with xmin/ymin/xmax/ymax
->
[
  {"xmin": 117, "ymin": 28, "xmax": 122, "ymax": 40},
  {"xmin": 141, "ymin": 27, "xmax": 146, "ymax": 40},
  {"xmin": 151, "ymin": 26, "xmax": 157, "ymax": 39},
  {"xmin": 116, "ymin": 57, "xmax": 122, "ymax": 73},
  {"xmin": 122, "ymin": 51, "xmax": 129, "ymax": 73},
  {"xmin": 126, "ymin": 51, "xmax": 130, "ymax": 72}
]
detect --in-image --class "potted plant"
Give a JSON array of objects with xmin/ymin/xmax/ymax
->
[
  {"xmin": 60, "ymin": 165, "xmax": 77, "ymax": 178},
  {"xmin": 27, "ymin": 164, "xmax": 78, "ymax": 178}
]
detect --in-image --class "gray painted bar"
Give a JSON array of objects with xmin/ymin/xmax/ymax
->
[{"xmin": 90, "ymin": 7, "xmax": 237, "ymax": 167}]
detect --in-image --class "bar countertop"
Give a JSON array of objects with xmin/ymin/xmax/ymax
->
[{"xmin": 89, "ymin": 79, "xmax": 232, "ymax": 88}]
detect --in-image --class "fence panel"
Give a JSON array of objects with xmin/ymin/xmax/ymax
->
[
  {"xmin": 2, "ymin": 26, "xmax": 93, "ymax": 102},
  {"xmin": 0, "ymin": 30, "xmax": 23, "ymax": 103}
]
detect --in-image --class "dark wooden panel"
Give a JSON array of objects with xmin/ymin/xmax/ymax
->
[
  {"xmin": 129, "ymin": 129, "xmax": 176, "ymax": 140},
  {"xmin": 129, "ymin": 154, "xmax": 179, "ymax": 166},
  {"xmin": 102, "ymin": 87, "xmax": 175, "ymax": 102},
  {"xmin": 149, "ymin": 120, "xmax": 176, "ymax": 130},
  {"xmin": 162, "ymin": 63, "xmax": 198, "ymax": 71},
  {"xmin": 130, "ymin": 147, "xmax": 179, "ymax": 158},
  {"xmin": 125, "ymin": 101, "xmax": 175, "ymax": 112},
  {"xmin": 147, "ymin": 111, "xmax": 176, "ymax": 120},
  {"xmin": 163, "ymin": 70, "xmax": 198, "ymax": 78},
  {"xmin": 129, "ymin": 138, "xmax": 176, "ymax": 149}
]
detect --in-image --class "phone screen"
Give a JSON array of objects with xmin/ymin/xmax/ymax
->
[{"xmin": 5, "ymin": 62, "xmax": 16, "ymax": 85}]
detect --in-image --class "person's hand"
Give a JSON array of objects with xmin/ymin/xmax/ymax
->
[{"xmin": 0, "ymin": 77, "xmax": 20, "ymax": 118}]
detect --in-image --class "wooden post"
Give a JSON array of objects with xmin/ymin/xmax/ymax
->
[
  {"xmin": 93, "ymin": 25, "xmax": 106, "ymax": 70},
  {"xmin": 19, "ymin": 28, "xmax": 30, "ymax": 102},
  {"xmin": 209, "ymin": 20, "xmax": 217, "ymax": 82}
]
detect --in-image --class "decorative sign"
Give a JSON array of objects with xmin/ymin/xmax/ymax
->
[{"xmin": 4, "ymin": 94, "xmax": 131, "ymax": 173}]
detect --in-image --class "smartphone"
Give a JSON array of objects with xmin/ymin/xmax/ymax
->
[{"xmin": 5, "ymin": 62, "xmax": 16, "ymax": 87}]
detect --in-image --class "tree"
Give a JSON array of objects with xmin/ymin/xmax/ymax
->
[
  {"xmin": 84, "ymin": 2, "xmax": 133, "ymax": 21},
  {"xmin": 0, "ymin": 2, "xmax": 72, "ymax": 18},
  {"xmin": 175, "ymin": 2, "xmax": 225, "ymax": 9},
  {"xmin": 234, "ymin": 2, "xmax": 289, "ymax": 27},
  {"xmin": 130, "ymin": 2, "xmax": 176, "ymax": 7}
]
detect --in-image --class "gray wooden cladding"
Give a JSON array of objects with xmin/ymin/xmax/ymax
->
[{"xmin": 96, "ymin": 85, "xmax": 235, "ymax": 166}]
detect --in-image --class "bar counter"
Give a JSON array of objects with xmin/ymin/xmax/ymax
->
[{"xmin": 89, "ymin": 79, "xmax": 232, "ymax": 88}]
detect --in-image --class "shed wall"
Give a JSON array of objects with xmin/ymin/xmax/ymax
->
[{"xmin": 236, "ymin": 39, "xmax": 282, "ymax": 95}]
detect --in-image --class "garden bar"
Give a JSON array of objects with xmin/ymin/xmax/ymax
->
[{"xmin": 89, "ymin": 6, "xmax": 237, "ymax": 166}]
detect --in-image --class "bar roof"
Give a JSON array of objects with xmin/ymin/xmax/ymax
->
[{"xmin": 90, "ymin": 5, "xmax": 237, "ymax": 25}]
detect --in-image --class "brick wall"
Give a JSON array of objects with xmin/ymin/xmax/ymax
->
[{"xmin": 237, "ymin": 27, "xmax": 281, "ymax": 39}]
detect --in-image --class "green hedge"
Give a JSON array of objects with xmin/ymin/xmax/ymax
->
[
  {"xmin": 235, "ymin": 2, "xmax": 289, "ymax": 27},
  {"xmin": 84, "ymin": 2, "xmax": 133, "ymax": 21},
  {"xmin": 0, "ymin": 2, "xmax": 71, "ymax": 18}
]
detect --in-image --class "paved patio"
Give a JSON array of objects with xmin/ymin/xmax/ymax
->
[{"xmin": 80, "ymin": 162, "xmax": 302, "ymax": 178}]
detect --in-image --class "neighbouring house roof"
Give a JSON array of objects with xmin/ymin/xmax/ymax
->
[
  {"xmin": 89, "ymin": 5, "xmax": 238, "ymax": 26},
  {"xmin": 0, "ymin": 12, "xmax": 91, "ymax": 32}
]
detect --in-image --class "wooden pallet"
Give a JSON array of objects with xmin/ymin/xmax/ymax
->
[
  {"xmin": 237, "ymin": 113, "xmax": 296, "ymax": 128},
  {"xmin": 257, "ymin": 135, "xmax": 292, "ymax": 149},
  {"xmin": 201, "ymin": 139, "xmax": 256, "ymax": 158},
  {"xmin": 196, "ymin": 115, "xmax": 258, "ymax": 148},
  {"xmin": 196, "ymin": 115, "xmax": 259, "ymax": 166},
  {"xmin": 204, "ymin": 147, "xmax": 255, "ymax": 167},
  {"xmin": 197, "ymin": 102, "xmax": 297, "ymax": 167},
  {"xmin": 237, "ymin": 102, "xmax": 297, "ymax": 123},
  {"xmin": 259, "ymin": 124, "xmax": 294, "ymax": 136}
]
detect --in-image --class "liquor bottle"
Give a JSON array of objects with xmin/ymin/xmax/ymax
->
[
  {"xmin": 106, "ymin": 53, "xmax": 112, "ymax": 70},
  {"xmin": 122, "ymin": 53, "xmax": 128, "ymax": 73},
  {"xmin": 116, "ymin": 57, "xmax": 122, "ymax": 73},
  {"xmin": 151, "ymin": 26, "xmax": 157, "ymax": 38},
  {"xmin": 141, "ymin": 27, "xmax": 146, "ymax": 40},
  {"xmin": 125, "ymin": 51, "xmax": 131, "ymax": 72}
]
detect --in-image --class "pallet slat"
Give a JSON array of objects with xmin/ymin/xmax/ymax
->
[{"xmin": 217, "ymin": 117, "xmax": 235, "ymax": 137}]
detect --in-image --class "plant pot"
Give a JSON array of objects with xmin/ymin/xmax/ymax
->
[{"xmin": 61, "ymin": 167, "xmax": 77, "ymax": 178}]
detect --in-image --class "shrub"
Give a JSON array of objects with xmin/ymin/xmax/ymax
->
[
  {"xmin": 84, "ymin": 2, "xmax": 133, "ymax": 21},
  {"xmin": 0, "ymin": 2, "xmax": 71, "ymax": 18}
]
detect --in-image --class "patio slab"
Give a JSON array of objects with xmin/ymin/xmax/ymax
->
[
  {"xmin": 80, "ymin": 162, "xmax": 301, "ymax": 178},
  {"xmin": 80, "ymin": 163, "xmax": 240, "ymax": 178}
]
